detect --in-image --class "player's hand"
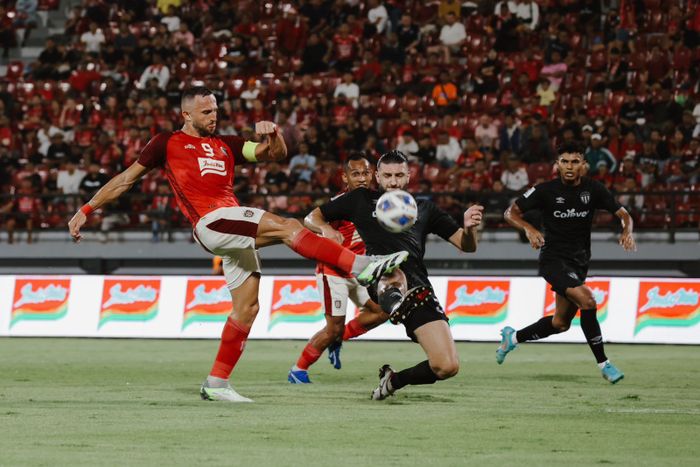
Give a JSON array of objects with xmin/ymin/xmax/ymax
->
[
  {"xmin": 464, "ymin": 204, "xmax": 484, "ymax": 229},
  {"xmin": 320, "ymin": 225, "xmax": 344, "ymax": 244},
  {"xmin": 619, "ymin": 231, "xmax": 637, "ymax": 252},
  {"xmin": 68, "ymin": 210, "xmax": 87, "ymax": 243},
  {"xmin": 255, "ymin": 121, "xmax": 278, "ymax": 136},
  {"xmin": 525, "ymin": 227, "xmax": 545, "ymax": 249}
]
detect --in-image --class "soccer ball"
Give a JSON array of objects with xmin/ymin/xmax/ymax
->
[{"xmin": 375, "ymin": 190, "xmax": 418, "ymax": 233}]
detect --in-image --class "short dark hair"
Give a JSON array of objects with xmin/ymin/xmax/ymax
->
[
  {"xmin": 377, "ymin": 150, "xmax": 408, "ymax": 168},
  {"xmin": 556, "ymin": 142, "xmax": 584, "ymax": 158},
  {"xmin": 344, "ymin": 151, "xmax": 370, "ymax": 170},
  {"xmin": 181, "ymin": 86, "xmax": 214, "ymax": 106}
]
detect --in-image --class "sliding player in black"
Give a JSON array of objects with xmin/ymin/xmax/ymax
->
[
  {"xmin": 306, "ymin": 150, "xmax": 483, "ymax": 399},
  {"xmin": 499, "ymin": 143, "xmax": 636, "ymax": 383}
]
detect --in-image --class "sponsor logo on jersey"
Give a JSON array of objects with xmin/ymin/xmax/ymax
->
[
  {"xmin": 445, "ymin": 279, "xmax": 510, "ymax": 325},
  {"xmin": 268, "ymin": 279, "xmax": 323, "ymax": 329},
  {"xmin": 198, "ymin": 157, "xmax": 227, "ymax": 177},
  {"xmin": 580, "ymin": 191, "xmax": 591, "ymax": 204},
  {"xmin": 11, "ymin": 278, "xmax": 71, "ymax": 327},
  {"xmin": 184, "ymin": 144, "xmax": 196, "ymax": 150},
  {"xmin": 182, "ymin": 278, "xmax": 230, "ymax": 329},
  {"xmin": 553, "ymin": 208, "xmax": 589, "ymax": 218},
  {"xmin": 543, "ymin": 279, "xmax": 610, "ymax": 323},
  {"xmin": 99, "ymin": 279, "xmax": 160, "ymax": 328},
  {"xmin": 635, "ymin": 281, "xmax": 700, "ymax": 334},
  {"xmin": 556, "ymin": 196, "xmax": 565, "ymax": 204}
]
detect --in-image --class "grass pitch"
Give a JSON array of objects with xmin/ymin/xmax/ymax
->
[{"xmin": 0, "ymin": 338, "xmax": 697, "ymax": 467}]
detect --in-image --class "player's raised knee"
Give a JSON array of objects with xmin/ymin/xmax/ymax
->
[
  {"xmin": 551, "ymin": 317, "xmax": 570, "ymax": 332},
  {"xmin": 580, "ymin": 297, "xmax": 597, "ymax": 311},
  {"xmin": 431, "ymin": 358, "xmax": 459, "ymax": 379}
]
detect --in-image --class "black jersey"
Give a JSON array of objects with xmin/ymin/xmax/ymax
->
[
  {"xmin": 515, "ymin": 177, "xmax": 621, "ymax": 264},
  {"xmin": 320, "ymin": 188, "xmax": 461, "ymax": 289}
]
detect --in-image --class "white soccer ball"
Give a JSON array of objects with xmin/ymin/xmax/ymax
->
[{"xmin": 375, "ymin": 190, "xmax": 418, "ymax": 233}]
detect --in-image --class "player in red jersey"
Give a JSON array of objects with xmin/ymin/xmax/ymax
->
[
  {"xmin": 67, "ymin": 87, "xmax": 408, "ymax": 402},
  {"xmin": 288, "ymin": 153, "xmax": 389, "ymax": 383}
]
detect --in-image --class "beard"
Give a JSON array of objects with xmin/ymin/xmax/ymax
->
[{"xmin": 193, "ymin": 121, "xmax": 216, "ymax": 137}]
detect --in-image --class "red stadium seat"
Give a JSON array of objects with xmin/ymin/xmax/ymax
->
[{"xmin": 672, "ymin": 47, "xmax": 693, "ymax": 72}]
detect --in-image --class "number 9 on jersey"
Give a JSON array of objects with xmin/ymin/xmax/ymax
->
[{"xmin": 375, "ymin": 190, "xmax": 418, "ymax": 233}]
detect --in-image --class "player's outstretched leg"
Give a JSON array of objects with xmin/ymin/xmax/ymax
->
[
  {"xmin": 201, "ymin": 274, "xmax": 259, "ymax": 402},
  {"xmin": 255, "ymin": 213, "xmax": 407, "ymax": 286}
]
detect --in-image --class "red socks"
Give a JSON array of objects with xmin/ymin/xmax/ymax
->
[
  {"xmin": 291, "ymin": 229, "xmax": 356, "ymax": 275},
  {"xmin": 296, "ymin": 343, "xmax": 322, "ymax": 370},
  {"xmin": 210, "ymin": 318, "xmax": 251, "ymax": 379},
  {"xmin": 343, "ymin": 319, "xmax": 368, "ymax": 340}
]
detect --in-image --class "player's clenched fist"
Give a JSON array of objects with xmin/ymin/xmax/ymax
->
[
  {"xmin": 524, "ymin": 227, "xmax": 545, "ymax": 249},
  {"xmin": 255, "ymin": 121, "xmax": 278, "ymax": 135},
  {"xmin": 68, "ymin": 210, "xmax": 87, "ymax": 243},
  {"xmin": 464, "ymin": 204, "xmax": 484, "ymax": 229}
]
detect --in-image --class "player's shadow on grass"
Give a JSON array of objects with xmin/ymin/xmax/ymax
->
[
  {"xmin": 389, "ymin": 394, "xmax": 455, "ymax": 404},
  {"xmin": 528, "ymin": 373, "xmax": 587, "ymax": 383}
]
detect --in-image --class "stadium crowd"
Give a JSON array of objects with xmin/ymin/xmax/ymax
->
[{"xmin": 0, "ymin": 0, "xmax": 699, "ymax": 242}]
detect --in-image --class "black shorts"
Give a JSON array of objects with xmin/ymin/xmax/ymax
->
[
  {"xmin": 368, "ymin": 284, "xmax": 448, "ymax": 343},
  {"xmin": 539, "ymin": 257, "xmax": 589, "ymax": 296}
]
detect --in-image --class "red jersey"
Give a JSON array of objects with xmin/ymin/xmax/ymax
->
[
  {"xmin": 316, "ymin": 193, "xmax": 365, "ymax": 278},
  {"xmin": 137, "ymin": 131, "xmax": 251, "ymax": 226}
]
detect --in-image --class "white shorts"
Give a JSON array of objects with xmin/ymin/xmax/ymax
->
[
  {"xmin": 194, "ymin": 206, "xmax": 265, "ymax": 290},
  {"xmin": 316, "ymin": 273, "xmax": 371, "ymax": 317}
]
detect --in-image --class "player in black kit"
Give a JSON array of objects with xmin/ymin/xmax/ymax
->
[
  {"xmin": 498, "ymin": 143, "xmax": 636, "ymax": 383},
  {"xmin": 306, "ymin": 150, "xmax": 484, "ymax": 399}
]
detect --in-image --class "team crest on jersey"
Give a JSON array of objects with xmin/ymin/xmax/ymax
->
[
  {"xmin": 334, "ymin": 300, "xmax": 341, "ymax": 309},
  {"xmin": 184, "ymin": 144, "xmax": 196, "ymax": 150},
  {"xmin": 580, "ymin": 191, "xmax": 591, "ymax": 204},
  {"xmin": 555, "ymin": 197, "xmax": 565, "ymax": 204},
  {"xmin": 198, "ymin": 157, "xmax": 227, "ymax": 177},
  {"xmin": 244, "ymin": 209, "xmax": 254, "ymax": 218},
  {"xmin": 568, "ymin": 272, "xmax": 579, "ymax": 280}
]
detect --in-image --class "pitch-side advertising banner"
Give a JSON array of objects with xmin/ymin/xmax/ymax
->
[{"xmin": 0, "ymin": 275, "xmax": 698, "ymax": 344}]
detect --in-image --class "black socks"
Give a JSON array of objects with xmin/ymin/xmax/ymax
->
[
  {"xmin": 580, "ymin": 308, "xmax": 608, "ymax": 364},
  {"xmin": 515, "ymin": 316, "xmax": 559, "ymax": 343},
  {"xmin": 391, "ymin": 360, "xmax": 439, "ymax": 390}
]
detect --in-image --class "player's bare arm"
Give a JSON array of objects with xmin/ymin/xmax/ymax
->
[
  {"xmin": 254, "ymin": 121, "xmax": 288, "ymax": 162},
  {"xmin": 68, "ymin": 162, "xmax": 151, "ymax": 242},
  {"xmin": 615, "ymin": 207, "xmax": 637, "ymax": 252},
  {"xmin": 304, "ymin": 207, "xmax": 344, "ymax": 244},
  {"xmin": 448, "ymin": 204, "xmax": 484, "ymax": 252},
  {"xmin": 504, "ymin": 202, "xmax": 545, "ymax": 249}
]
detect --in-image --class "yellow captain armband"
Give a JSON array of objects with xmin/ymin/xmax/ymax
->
[{"xmin": 242, "ymin": 141, "xmax": 259, "ymax": 162}]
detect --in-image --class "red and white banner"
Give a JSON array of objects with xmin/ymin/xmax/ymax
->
[{"xmin": 0, "ymin": 275, "xmax": 697, "ymax": 344}]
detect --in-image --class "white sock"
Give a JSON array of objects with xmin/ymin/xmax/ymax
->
[
  {"xmin": 511, "ymin": 332, "xmax": 518, "ymax": 344},
  {"xmin": 292, "ymin": 365, "xmax": 303, "ymax": 372},
  {"xmin": 597, "ymin": 360, "xmax": 609, "ymax": 369},
  {"xmin": 206, "ymin": 375, "xmax": 229, "ymax": 387}
]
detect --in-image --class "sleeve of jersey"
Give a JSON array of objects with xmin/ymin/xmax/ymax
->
[
  {"xmin": 428, "ymin": 202, "xmax": 461, "ymax": 240},
  {"xmin": 320, "ymin": 190, "xmax": 360, "ymax": 222},
  {"xmin": 515, "ymin": 185, "xmax": 542, "ymax": 212},
  {"xmin": 137, "ymin": 132, "xmax": 171, "ymax": 169},
  {"xmin": 221, "ymin": 135, "xmax": 258, "ymax": 164},
  {"xmin": 593, "ymin": 180, "xmax": 622, "ymax": 213}
]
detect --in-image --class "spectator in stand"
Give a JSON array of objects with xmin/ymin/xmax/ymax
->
[
  {"xmin": 138, "ymin": 54, "xmax": 170, "ymax": 91},
  {"xmin": 289, "ymin": 142, "xmax": 317, "ymax": 183},
  {"xmin": 80, "ymin": 22, "xmax": 106, "ymax": 55},
  {"xmin": 172, "ymin": 22, "xmax": 194, "ymax": 50},
  {"xmin": 536, "ymin": 78, "xmax": 556, "ymax": 107},
  {"xmin": 416, "ymin": 135, "xmax": 437, "ymax": 164},
  {"xmin": 396, "ymin": 131, "xmax": 419, "ymax": 160},
  {"xmin": 540, "ymin": 50, "xmax": 567, "ymax": 92},
  {"xmin": 515, "ymin": 0, "xmax": 540, "ymax": 31},
  {"xmin": 148, "ymin": 180, "xmax": 175, "ymax": 242},
  {"xmin": 300, "ymin": 33, "xmax": 329, "ymax": 74},
  {"xmin": 14, "ymin": 0, "xmax": 39, "ymax": 47},
  {"xmin": 1, "ymin": 178, "xmax": 42, "ymax": 244},
  {"xmin": 592, "ymin": 161, "xmax": 615, "ymax": 190},
  {"xmin": 431, "ymin": 72, "xmax": 458, "ymax": 112},
  {"xmin": 519, "ymin": 123, "xmax": 554, "ymax": 163},
  {"xmin": 46, "ymin": 133, "xmax": 73, "ymax": 166},
  {"xmin": 499, "ymin": 113, "xmax": 522, "ymax": 155},
  {"xmin": 617, "ymin": 177, "xmax": 644, "ymax": 212},
  {"xmin": 160, "ymin": 6, "xmax": 181, "ymax": 32},
  {"xmin": 366, "ymin": 0, "xmax": 388, "ymax": 36},
  {"xmin": 435, "ymin": 12, "xmax": 466, "ymax": 62},
  {"xmin": 614, "ymin": 154, "xmax": 643, "ymax": 189},
  {"xmin": 475, "ymin": 115, "xmax": 499, "ymax": 153},
  {"xmin": 334, "ymin": 73, "xmax": 360, "ymax": 108},
  {"xmin": 395, "ymin": 13, "xmax": 420, "ymax": 54},
  {"xmin": 492, "ymin": 2, "xmax": 520, "ymax": 53},
  {"xmin": 438, "ymin": 0, "xmax": 461, "ymax": 20},
  {"xmin": 114, "ymin": 23, "xmax": 137, "ymax": 53},
  {"xmin": 264, "ymin": 162, "xmax": 289, "ymax": 193},
  {"xmin": 79, "ymin": 163, "xmax": 109, "ymax": 199},
  {"xmin": 57, "ymin": 160, "xmax": 86, "ymax": 196},
  {"xmin": 500, "ymin": 153, "xmax": 529, "ymax": 194},
  {"xmin": 435, "ymin": 130, "xmax": 462, "ymax": 167},
  {"xmin": 585, "ymin": 133, "xmax": 617, "ymax": 175},
  {"xmin": 331, "ymin": 23, "xmax": 360, "ymax": 73}
]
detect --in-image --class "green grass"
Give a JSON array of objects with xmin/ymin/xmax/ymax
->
[{"xmin": 0, "ymin": 339, "xmax": 698, "ymax": 467}]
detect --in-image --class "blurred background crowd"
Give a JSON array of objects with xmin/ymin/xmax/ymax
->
[{"xmin": 0, "ymin": 0, "xmax": 699, "ymax": 243}]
